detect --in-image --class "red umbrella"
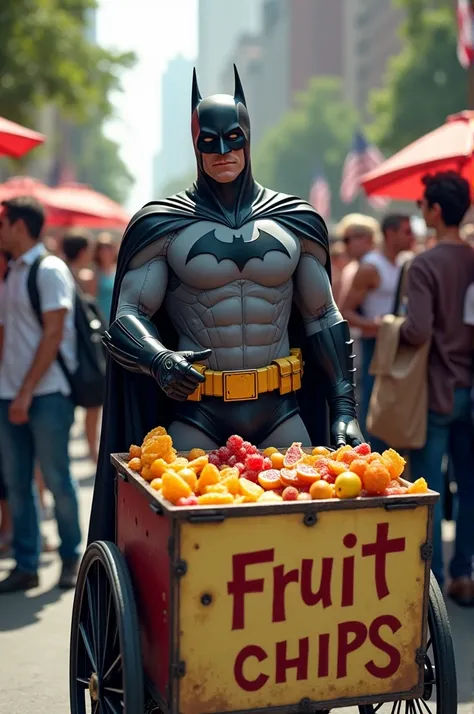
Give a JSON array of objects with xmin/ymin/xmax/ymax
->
[
  {"xmin": 0, "ymin": 177, "xmax": 67, "ymax": 224},
  {"xmin": 361, "ymin": 111, "xmax": 474, "ymax": 201},
  {"xmin": 0, "ymin": 117, "xmax": 45, "ymax": 159},
  {"xmin": 0, "ymin": 177, "xmax": 130, "ymax": 228},
  {"xmin": 51, "ymin": 183, "xmax": 130, "ymax": 229}
]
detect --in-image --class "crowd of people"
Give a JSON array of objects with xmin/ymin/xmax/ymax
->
[
  {"xmin": 0, "ymin": 170, "xmax": 472, "ymax": 606},
  {"xmin": 0, "ymin": 196, "xmax": 116, "ymax": 591}
]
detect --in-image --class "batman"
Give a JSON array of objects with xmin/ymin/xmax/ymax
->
[{"xmin": 88, "ymin": 66, "xmax": 363, "ymax": 544}]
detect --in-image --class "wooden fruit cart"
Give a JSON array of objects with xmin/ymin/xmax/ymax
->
[{"xmin": 69, "ymin": 451, "xmax": 457, "ymax": 714}]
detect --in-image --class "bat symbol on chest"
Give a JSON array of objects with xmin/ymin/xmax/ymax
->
[{"xmin": 185, "ymin": 229, "xmax": 291, "ymax": 272}]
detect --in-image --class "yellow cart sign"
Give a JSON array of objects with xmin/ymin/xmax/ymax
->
[{"xmin": 178, "ymin": 506, "xmax": 430, "ymax": 713}]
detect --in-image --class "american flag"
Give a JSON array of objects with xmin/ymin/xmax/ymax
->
[
  {"xmin": 457, "ymin": 0, "xmax": 474, "ymax": 68},
  {"xmin": 340, "ymin": 130, "xmax": 388, "ymax": 209},
  {"xmin": 309, "ymin": 167, "xmax": 331, "ymax": 220}
]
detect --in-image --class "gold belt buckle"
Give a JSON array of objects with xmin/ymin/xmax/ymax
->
[{"xmin": 222, "ymin": 370, "xmax": 258, "ymax": 402}]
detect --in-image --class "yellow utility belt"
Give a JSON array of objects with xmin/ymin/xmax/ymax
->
[{"xmin": 188, "ymin": 348, "xmax": 303, "ymax": 403}]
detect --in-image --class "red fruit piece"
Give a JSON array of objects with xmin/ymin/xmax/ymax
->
[
  {"xmin": 237, "ymin": 447, "xmax": 248, "ymax": 462},
  {"xmin": 246, "ymin": 453, "xmax": 265, "ymax": 471},
  {"xmin": 322, "ymin": 472, "xmax": 336, "ymax": 484},
  {"xmin": 208, "ymin": 453, "xmax": 221, "ymax": 467},
  {"xmin": 248, "ymin": 444, "xmax": 258, "ymax": 454},
  {"xmin": 355, "ymin": 443, "xmax": 371, "ymax": 456},
  {"xmin": 227, "ymin": 455, "xmax": 237, "ymax": 467},
  {"xmin": 235, "ymin": 462, "xmax": 245, "ymax": 474},
  {"xmin": 176, "ymin": 496, "xmax": 199, "ymax": 507},
  {"xmin": 242, "ymin": 469, "xmax": 259, "ymax": 483},
  {"xmin": 283, "ymin": 442, "xmax": 305, "ymax": 468},
  {"xmin": 227, "ymin": 434, "xmax": 244, "ymax": 452},
  {"xmin": 263, "ymin": 457, "xmax": 273, "ymax": 470},
  {"xmin": 385, "ymin": 486, "xmax": 408, "ymax": 496},
  {"xmin": 280, "ymin": 468, "xmax": 302, "ymax": 487},
  {"xmin": 282, "ymin": 486, "xmax": 299, "ymax": 501},
  {"xmin": 242, "ymin": 441, "xmax": 252, "ymax": 453},
  {"xmin": 218, "ymin": 446, "xmax": 232, "ymax": 463}
]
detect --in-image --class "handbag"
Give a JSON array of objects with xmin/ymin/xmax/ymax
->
[{"xmin": 366, "ymin": 260, "xmax": 430, "ymax": 450}]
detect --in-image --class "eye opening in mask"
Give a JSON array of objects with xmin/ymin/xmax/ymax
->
[{"xmin": 203, "ymin": 136, "xmax": 215, "ymax": 144}]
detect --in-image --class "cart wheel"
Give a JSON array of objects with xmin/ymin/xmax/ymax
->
[
  {"xmin": 70, "ymin": 541, "xmax": 144, "ymax": 714},
  {"xmin": 358, "ymin": 572, "xmax": 457, "ymax": 713}
]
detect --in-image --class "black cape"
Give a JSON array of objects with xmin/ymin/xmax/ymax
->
[{"xmin": 87, "ymin": 183, "xmax": 331, "ymax": 544}]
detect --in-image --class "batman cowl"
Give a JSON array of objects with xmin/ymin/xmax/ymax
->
[{"xmin": 190, "ymin": 65, "xmax": 257, "ymax": 223}]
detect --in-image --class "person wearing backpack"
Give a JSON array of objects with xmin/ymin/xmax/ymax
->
[
  {"xmin": 62, "ymin": 231, "xmax": 106, "ymax": 463},
  {"xmin": 0, "ymin": 196, "xmax": 82, "ymax": 593}
]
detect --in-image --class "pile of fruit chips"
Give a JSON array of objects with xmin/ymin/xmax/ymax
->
[{"xmin": 127, "ymin": 428, "xmax": 429, "ymax": 507}]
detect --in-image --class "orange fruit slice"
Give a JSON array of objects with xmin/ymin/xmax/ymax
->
[
  {"xmin": 188, "ymin": 455, "xmax": 209, "ymax": 473},
  {"xmin": 150, "ymin": 458, "xmax": 170, "ymax": 478},
  {"xmin": 162, "ymin": 471, "xmax": 192, "ymax": 504},
  {"xmin": 258, "ymin": 469, "xmax": 282, "ymax": 490},
  {"xmin": 220, "ymin": 472, "xmax": 241, "ymax": 495},
  {"xmin": 296, "ymin": 463, "xmax": 321, "ymax": 484},
  {"xmin": 239, "ymin": 478, "xmax": 264, "ymax": 502},
  {"xmin": 407, "ymin": 478, "xmax": 428, "ymax": 494},
  {"xmin": 196, "ymin": 463, "xmax": 220, "ymax": 494},
  {"xmin": 280, "ymin": 468, "xmax": 302, "ymax": 487},
  {"xmin": 197, "ymin": 492, "xmax": 234, "ymax": 505},
  {"xmin": 178, "ymin": 468, "xmax": 198, "ymax": 491}
]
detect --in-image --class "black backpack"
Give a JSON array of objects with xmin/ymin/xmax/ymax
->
[{"xmin": 27, "ymin": 255, "xmax": 107, "ymax": 408}]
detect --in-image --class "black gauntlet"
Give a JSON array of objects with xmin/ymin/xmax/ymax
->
[
  {"xmin": 307, "ymin": 320, "xmax": 364, "ymax": 447},
  {"xmin": 103, "ymin": 315, "xmax": 211, "ymax": 401}
]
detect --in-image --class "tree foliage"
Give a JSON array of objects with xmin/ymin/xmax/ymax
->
[
  {"xmin": 70, "ymin": 120, "xmax": 134, "ymax": 204},
  {"xmin": 0, "ymin": 0, "xmax": 135, "ymax": 126},
  {"xmin": 370, "ymin": 1, "xmax": 466, "ymax": 153},
  {"xmin": 252, "ymin": 77, "xmax": 359, "ymax": 221}
]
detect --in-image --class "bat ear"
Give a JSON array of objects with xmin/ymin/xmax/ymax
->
[
  {"xmin": 233, "ymin": 64, "xmax": 247, "ymax": 107},
  {"xmin": 192, "ymin": 67, "xmax": 202, "ymax": 114}
]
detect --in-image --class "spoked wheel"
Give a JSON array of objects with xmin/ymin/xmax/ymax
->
[
  {"xmin": 359, "ymin": 573, "xmax": 457, "ymax": 714},
  {"xmin": 70, "ymin": 541, "xmax": 144, "ymax": 714}
]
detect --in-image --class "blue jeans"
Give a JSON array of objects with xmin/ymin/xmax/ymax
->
[
  {"xmin": 0, "ymin": 392, "xmax": 81, "ymax": 572},
  {"xmin": 410, "ymin": 387, "xmax": 474, "ymax": 586},
  {"xmin": 359, "ymin": 337, "xmax": 388, "ymax": 453}
]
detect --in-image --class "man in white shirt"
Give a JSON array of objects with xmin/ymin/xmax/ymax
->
[{"xmin": 0, "ymin": 196, "xmax": 82, "ymax": 592}]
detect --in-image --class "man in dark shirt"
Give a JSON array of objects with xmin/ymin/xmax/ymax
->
[{"xmin": 402, "ymin": 171, "xmax": 474, "ymax": 605}]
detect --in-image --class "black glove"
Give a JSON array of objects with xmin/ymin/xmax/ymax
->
[
  {"xmin": 306, "ymin": 320, "xmax": 364, "ymax": 448},
  {"xmin": 152, "ymin": 348, "xmax": 211, "ymax": 401},
  {"xmin": 104, "ymin": 315, "xmax": 211, "ymax": 401},
  {"xmin": 331, "ymin": 411, "xmax": 364, "ymax": 449}
]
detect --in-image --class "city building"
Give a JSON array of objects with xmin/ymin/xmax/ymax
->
[
  {"xmin": 343, "ymin": 0, "xmax": 404, "ymax": 118},
  {"xmin": 153, "ymin": 55, "xmax": 195, "ymax": 197},
  {"xmin": 219, "ymin": 34, "xmax": 265, "ymax": 144},
  {"xmin": 220, "ymin": 0, "xmax": 345, "ymax": 150},
  {"xmin": 197, "ymin": 0, "xmax": 260, "ymax": 95}
]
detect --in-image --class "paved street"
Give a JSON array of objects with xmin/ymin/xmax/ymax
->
[{"xmin": 0, "ymin": 412, "xmax": 473, "ymax": 713}]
